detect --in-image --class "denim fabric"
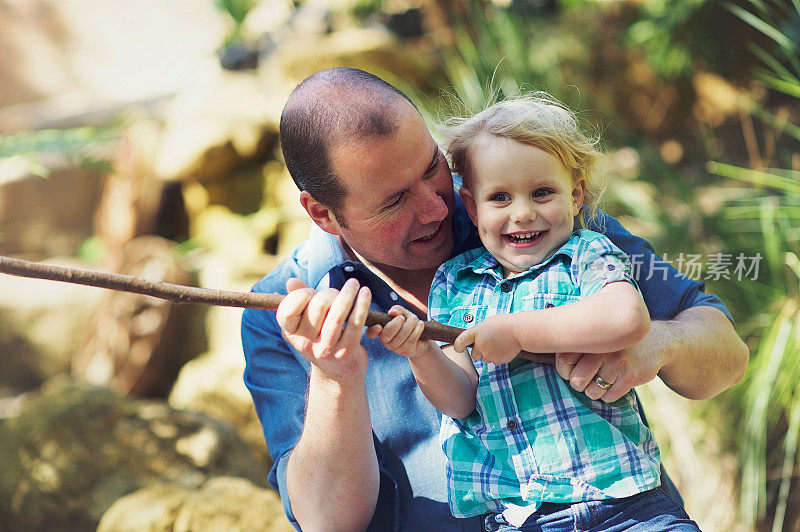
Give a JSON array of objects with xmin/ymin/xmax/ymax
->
[{"xmin": 483, "ymin": 489, "xmax": 701, "ymax": 531}]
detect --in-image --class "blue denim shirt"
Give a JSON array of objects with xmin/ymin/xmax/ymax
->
[{"xmin": 241, "ymin": 192, "xmax": 731, "ymax": 531}]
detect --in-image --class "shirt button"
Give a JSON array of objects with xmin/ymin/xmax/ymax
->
[
  {"xmin": 500, "ymin": 283, "xmax": 510, "ymax": 293},
  {"xmin": 344, "ymin": 265, "xmax": 355, "ymax": 272},
  {"xmin": 463, "ymin": 313, "xmax": 474, "ymax": 323},
  {"xmin": 607, "ymin": 264, "xmax": 616, "ymax": 271},
  {"xmin": 506, "ymin": 419, "xmax": 518, "ymax": 431},
  {"xmin": 389, "ymin": 292, "xmax": 399, "ymax": 301},
  {"xmin": 545, "ymin": 302, "xmax": 555, "ymax": 308}
]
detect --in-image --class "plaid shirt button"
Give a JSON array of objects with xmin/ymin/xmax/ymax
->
[
  {"xmin": 500, "ymin": 283, "xmax": 511, "ymax": 293},
  {"xmin": 463, "ymin": 313, "xmax": 474, "ymax": 323},
  {"xmin": 506, "ymin": 419, "xmax": 518, "ymax": 430}
]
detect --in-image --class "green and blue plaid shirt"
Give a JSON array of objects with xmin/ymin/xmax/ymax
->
[{"xmin": 428, "ymin": 229, "xmax": 661, "ymax": 519}]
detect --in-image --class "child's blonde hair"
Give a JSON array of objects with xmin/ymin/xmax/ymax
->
[{"xmin": 442, "ymin": 92, "xmax": 604, "ymax": 227}]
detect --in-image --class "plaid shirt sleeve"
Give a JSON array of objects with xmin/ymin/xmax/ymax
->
[
  {"xmin": 428, "ymin": 262, "xmax": 455, "ymax": 345},
  {"xmin": 574, "ymin": 230, "xmax": 640, "ymax": 298}
]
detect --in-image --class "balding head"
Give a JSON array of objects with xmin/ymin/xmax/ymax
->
[{"xmin": 279, "ymin": 68, "xmax": 418, "ymax": 221}]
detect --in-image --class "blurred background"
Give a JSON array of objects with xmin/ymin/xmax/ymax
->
[{"xmin": 0, "ymin": 0, "xmax": 797, "ymax": 530}]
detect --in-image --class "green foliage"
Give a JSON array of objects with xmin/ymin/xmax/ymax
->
[
  {"xmin": 351, "ymin": 0, "xmax": 384, "ymax": 21},
  {"xmin": 0, "ymin": 127, "xmax": 116, "ymax": 178},
  {"xmin": 625, "ymin": 0, "xmax": 709, "ymax": 79},
  {"xmin": 215, "ymin": 0, "xmax": 254, "ymax": 25},
  {"xmin": 77, "ymin": 236, "xmax": 108, "ymax": 266},
  {"xmin": 710, "ymin": 3, "xmax": 800, "ymax": 529},
  {"xmin": 727, "ymin": 1, "xmax": 800, "ymax": 99},
  {"xmin": 214, "ymin": 0, "xmax": 256, "ymax": 44},
  {"xmin": 423, "ymin": 1, "xmax": 594, "ymax": 116}
]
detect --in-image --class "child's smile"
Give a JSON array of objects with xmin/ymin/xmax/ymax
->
[
  {"xmin": 504, "ymin": 230, "xmax": 547, "ymax": 246},
  {"xmin": 460, "ymin": 134, "xmax": 585, "ymax": 278}
]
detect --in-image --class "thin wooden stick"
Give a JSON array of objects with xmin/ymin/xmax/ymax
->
[{"xmin": 0, "ymin": 255, "xmax": 554, "ymax": 364}]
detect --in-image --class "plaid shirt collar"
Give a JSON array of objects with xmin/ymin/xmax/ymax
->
[{"xmin": 458, "ymin": 231, "xmax": 581, "ymax": 281}]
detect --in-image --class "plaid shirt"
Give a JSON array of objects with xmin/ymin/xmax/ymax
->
[{"xmin": 428, "ymin": 229, "xmax": 661, "ymax": 519}]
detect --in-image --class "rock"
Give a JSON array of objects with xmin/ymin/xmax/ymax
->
[
  {"xmin": 169, "ymin": 348, "xmax": 270, "ymax": 472},
  {"xmin": 174, "ymin": 477, "xmax": 291, "ymax": 532},
  {"xmin": 98, "ymin": 476, "xmax": 292, "ymax": 532},
  {"xmin": 0, "ymin": 166, "xmax": 105, "ymax": 258},
  {"xmin": 0, "ymin": 379, "xmax": 264, "ymax": 532},
  {"xmin": 97, "ymin": 483, "xmax": 186, "ymax": 532},
  {"xmin": 0, "ymin": 257, "xmax": 104, "ymax": 398},
  {"xmin": 0, "ymin": 0, "xmax": 225, "ymax": 111},
  {"xmin": 153, "ymin": 70, "xmax": 282, "ymax": 186},
  {"xmin": 169, "ymin": 272, "xmax": 271, "ymax": 470},
  {"xmin": 71, "ymin": 236, "xmax": 207, "ymax": 398}
]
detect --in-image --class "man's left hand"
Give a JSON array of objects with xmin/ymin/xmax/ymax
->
[{"xmin": 554, "ymin": 335, "xmax": 665, "ymax": 403}]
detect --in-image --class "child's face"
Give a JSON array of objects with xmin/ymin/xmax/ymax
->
[{"xmin": 460, "ymin": 135, "xmax": 584, "ymax": 277}]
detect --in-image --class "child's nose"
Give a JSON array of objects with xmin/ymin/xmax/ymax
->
[{"xmin": 511, "ymin": 203, "xmax": 535, "ymax": 223}]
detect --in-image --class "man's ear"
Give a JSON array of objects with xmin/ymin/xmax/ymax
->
[
  {"xmin": 571, "ymin": 179, "xmax": 586, "ymax": 215},
  {"xmin": 459, "ymin": 187, "xmax": 479, "ymax": 227},
  {"xmin": 300, "ymin": 191, "xmax": 343, "ymax": 236}
]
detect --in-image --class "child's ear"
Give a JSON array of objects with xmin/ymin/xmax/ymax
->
[
  {"xmin": 459, "ymin": 187, "xmax": 479, "ymax": 226},
  {"xmin": 571, "ymin": 179, "xmax": 586, "ymax": 215}
]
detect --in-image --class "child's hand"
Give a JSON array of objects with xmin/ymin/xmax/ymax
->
[
  {"xmin": 375, "ymin": 305, "xmax": 433, "ymax": 359},
  {"xmin": 453, "ymin": 315, "xmax": 521, "ymax": 365}
]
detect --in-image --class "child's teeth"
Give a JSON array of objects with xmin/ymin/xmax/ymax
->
[{"xmin": 510, "ymin": 231, "xmax": 541, "ymax": 242}]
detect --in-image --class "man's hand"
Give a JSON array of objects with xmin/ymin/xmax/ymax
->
[
  {"xmin": 453, "ymin": 314, "xmax": 522, "ymax": 365},
  {"xmin": 276, "ymin": 277, "xmax": 379, "ymax": 385},
  {"xmin": 555, "ymin": 345, "xmax": 661, "ymax": 403},
  {"xmin": 554, "ymin": 317, "xmax": 669, "ymax": 403}
]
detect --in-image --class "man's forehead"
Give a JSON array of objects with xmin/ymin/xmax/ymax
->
[
  {"xmin": 332, "ymin": 111, "xmax": 434, "ymax": 180},
  {"xmin": 337, "ymin": 138, "xmax": 437, "ymax": 193}
]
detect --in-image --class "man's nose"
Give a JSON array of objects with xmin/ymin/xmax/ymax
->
[{"xmin": 416, "ymin": 183, "xmax": 448, "ymax": 224}]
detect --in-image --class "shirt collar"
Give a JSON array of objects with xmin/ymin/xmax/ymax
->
[
  {"xmin": 303, "ymin": 223, "xmax": 350, "ymax": 289},
  {"xmin": 460, "ymin": 231, "xmax": 581, "ymax": 281}
]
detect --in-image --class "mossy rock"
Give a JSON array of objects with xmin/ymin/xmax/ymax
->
[{"xmin": 0, "ymin": 378, "xmax": 265, "ymax": 532}]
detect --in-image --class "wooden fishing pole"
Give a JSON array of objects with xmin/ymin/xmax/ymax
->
[{"xmin": 0, "ymin": 255, "xmax": 554, "ymax": 365}]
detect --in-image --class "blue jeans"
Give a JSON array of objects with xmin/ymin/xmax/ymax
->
[{"xmin": 482, "ymin": 490, "xmax": 701, "ymax": 531}]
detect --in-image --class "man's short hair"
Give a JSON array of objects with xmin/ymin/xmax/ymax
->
[{"xmin": 279, "ymin": 68, "xmax": 418, "ymax": 221}]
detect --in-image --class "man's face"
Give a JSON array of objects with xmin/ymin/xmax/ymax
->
[{"xmin": 328, "ymin": 105, "xmax": 455, "ymax": 272}]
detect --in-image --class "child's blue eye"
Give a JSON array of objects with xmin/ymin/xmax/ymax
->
[
  {"xmin": 532, "ymin": 188, "xmax": 552, "ymax": 198},
  {"xmin": 489, "ymin": 192, "xmax": 511, "ymax": 202}
]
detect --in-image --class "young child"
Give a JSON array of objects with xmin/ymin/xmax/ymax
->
[{"xmin": 376, "ymin": 95, "xmax": 701, "ymax": 530}]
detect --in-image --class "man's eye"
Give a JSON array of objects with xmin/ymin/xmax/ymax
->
[
  {"xmin": 386, "ymin": 192, "xmax": 405, "ymax": 209},
  {"xmin": 532, "ymin": 188, "xmax": 552, "ymax": 198},
  {"xmin": 489, "ymin": 193, "xmax": 511, "ymax": 202}
]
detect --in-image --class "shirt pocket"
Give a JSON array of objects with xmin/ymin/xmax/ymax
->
[
  {"xmin": 448, "ymin": 303, "xmax": 489, "ymax": 328},
  {"xmin": 521, "ymin": 292, "xmax": 580, "ymax": 310}
]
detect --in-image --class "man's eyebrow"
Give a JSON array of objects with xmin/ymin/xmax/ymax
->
[
  {"xmin": 421, "ymin": 145, "xmax": 441, "ymax": 179},
  {"xmin": 379, "ymin": 145, "xmax": 441, "ymax": 208}
]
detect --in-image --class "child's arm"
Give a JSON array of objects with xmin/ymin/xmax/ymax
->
[
  {"xmin": 376, "ymin": 306, "xmax": 479, "ymax": 419},
  {"xmin": 454, "ymin": 281, "xmax": 650, "ymax": 366}
]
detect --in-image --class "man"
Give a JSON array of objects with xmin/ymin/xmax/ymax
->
[{"xmin": 241, "ymin": 67, "xmax": 748, "ymax": 531}]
